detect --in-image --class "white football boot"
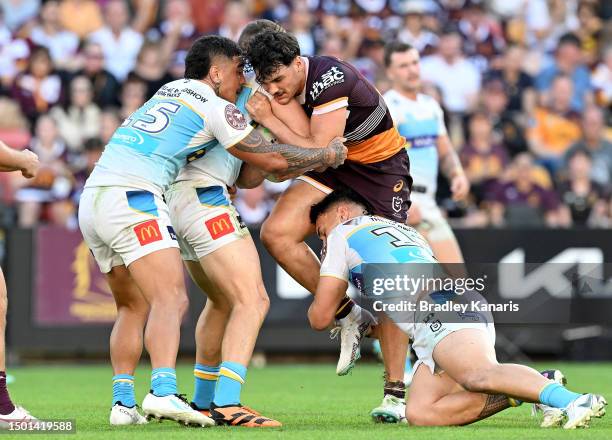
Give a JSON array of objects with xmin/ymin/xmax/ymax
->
[
  {"xmin": 0, "ymin": 406, "xmax": 37, "ymax": 429},
  {"xmin": 370, "ymin": 394, "xmax": 407, "ymax": 424},
  {"xmin": 109, "ymin": 403, "xmax": 148, "ymax": 426},
  {"xmin": 331, "ymin": 305, "xmax": 377, "ymax": 375},
  {"xmin": 142, "ymin": 393, "xmax": 215, "ymax": 427},
  {"xmin": 564, "ymin": 394, "xmax": 607, "ymax": 429}
]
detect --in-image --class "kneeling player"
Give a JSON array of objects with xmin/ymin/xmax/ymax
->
[{"xmin": 307, "ymin": 189, "xmax": 607, "ymax": 429}]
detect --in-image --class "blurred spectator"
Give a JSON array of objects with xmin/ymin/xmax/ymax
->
[
  {"xmin": 218, "ymin": 0, "xmax": 250, "ymax": 42},
  {"xmin": 460, "ymin": 112, "xmax": 510, "ymax": 203},
  {"xmin": 119, "ymin": 75, "xmax": 146, "ymax": 120},
  {"xmin": 10, "ymin": 46, "xmax": 62, "ymax": 124},
  {"xmin": 592, "ymin": 45, "xmax": 611, "ymax": 107},
  {"xmin": 189, "ymin": 0, "xmax": 224, "ymax": 34},
  {"xmin": 563, "ymin": 106, "xmax": 612, "ymax": 187},
  {"xmin": 535, "ymin": 33, "xmax": 593, "ymax": 112},
  {"xmin": 527, "ymin": 74, "xmax": 581, "ymax": 174},
  {"xmin": 420, "ymin": 28, "xmax": 481, "ymax": 114},
  {"xmin": 234, "ymin": 186, "xmax": 270, "ymax": 226},
  {"xmin": 49, "ymin": 76, "xmax": 101, "ymax": 153},
  {"xmin": 574, "ymin": 1, "xmax": 603, "ymax": 67},
  {"xmin": 287, "ymin": 1, "xmax": 316, "ymax": 56},
  {"xmin": 58, "ymin": 0, "xmax": 103, "ymax": 39},
  {"xmin": 89, "ymin": 0, "xmax": 144, "ymax": 81},
  {"xmin": 557, "ymin": 149, "xmax": 610, "ymax": 228},
  {"xmin": 29, "ymin": 0, "xmax": 79, "ymax": 69},
  {"xmin": 486, "ymin": 153, "xmax": 561, "ymax": 228},
  {"xmin": 146, "ymin": 0, "xmax": 198, "ymax": 60},
  {"xmin": 14, "ymin": 115, "xmax": 72, "ymax": 227},
  {"xmin": 99, "ymin": 108, "xmax": 121, "ymax": 144},
  {"xmin": 1, "ymin": 0, "xmax": 39, "ymax": 31},
  {"xmin": 486, "ymin": 44, "xmax": 536, "ymax": 116},
  {"xmin": 457, "ymin": 1, "xmax": 505, "ymax": 68},
  {"xmin": 71, "ymin": 137, "xmax": 104, "ymax": 204},
  {"xmin": 396, "ymin": 2, "xmax": 439, "ymax": 56},
  {"xmin": 479, "ymin": 77, "xmax": 527, "ymax": 157},
  {"xmin": 0, "ymin": 97, "xmax": 31, "ymax": 149},
  {"xmin": 74, "ymin": 42, "xmax": 121, "ymax": 109},
  {"xmin": 130, "ymin": 42, "xmax": 174, "ymax": 100}
]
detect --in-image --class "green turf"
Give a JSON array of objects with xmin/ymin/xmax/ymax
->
[{"xmin": 5, "ymin": 362, "xmax": 611, "ymax": 439}]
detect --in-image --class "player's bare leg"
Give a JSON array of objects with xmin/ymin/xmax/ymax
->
[
  {"xmin": 198, "ymin": 237, "xmax": 280, "ymax": 427},
  {"xmin": 128, "ymin": 248, "xmax": 213, "ymax": 426},
  {"xmin": 105, "ymin": 265, "xmax": 149, "ymax": 425},
  {"xmin": 0, "ymin": 268, "xmax": 37, "ymax": 428},
  {"xmin": 260, "ymin": 181, "xmax": 323, "ymax": 293},
  {"xmin": 184, "ymin": 261, "xmax": 231, "ymax": 414},
  {"xmin": 434, "ymin": 329, "xmax": 606, "ymax": 429}
]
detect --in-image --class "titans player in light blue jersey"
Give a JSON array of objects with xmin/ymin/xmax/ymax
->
[
  {"xmin": 383, "ymin": 42, "xmax": 469, "ymax": 265},
  {"xmin": 308, "ymin": 189, "xmax": 607, "ymax": 429},
  {"xmin": 79, "ymin": 35, "xmax": 346, "ymax": 427}
]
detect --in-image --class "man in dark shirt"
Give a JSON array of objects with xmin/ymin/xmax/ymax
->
[{"xmin": 246, "ymin": 30, "xmax": 412, "ymax": 422}]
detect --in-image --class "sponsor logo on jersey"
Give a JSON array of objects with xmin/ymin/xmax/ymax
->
[
  {"xmin": 182, "ymin": 88, "xmax": 209, "ymax": 103},
  {"xmin": 392, "ymin": 196, "xmax": 403, "ymax": 213},
  {"xmin": 167, "ymin": 225, "xmax": 177, "ymax": 240},
  {"xmin": 134, "ymin": 220, "xmax": 162, "ymax": 246},
  {"xmin": 205, "ymin": 213, "xmax": 235, "ymax": 240},
  {"xmin": 393, "ymin": 180, "xmax": 404, "ymax": 192},
  {"xmin": 224, "ymin": 104, "xmax": 248, "ymax": 130},
  {"xmin": 309, "ymin": 66, "xmax": 345, "ymax": 101}
]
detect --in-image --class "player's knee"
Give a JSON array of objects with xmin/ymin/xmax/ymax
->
[
  {"xmin": 260, "ymin": 218, "xmax": 293, "ymax": 254},
  {"xmin": 459, "ymin": 368, "xmax": 496, "ymax": 394},
  {"xmin": 406, "ymin": 405, "xmax": 431, "ymax": 426}
]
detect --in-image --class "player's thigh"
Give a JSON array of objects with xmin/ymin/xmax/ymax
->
[
  {"xmin": 127, "ymin": 247, "xmax": 186, "ymax": 305},
  {"xmin": 432, "ymin": 328, "xmax": 498, "ymax": 384},
  {"xmin": 184, "ymin": 259, "xmax": 231, "ymax": 312},
  {"xmin": 408, "ymin": 361, "xmax": 463, "ymax": 409},
  {"xmin": 199, "ymin": 236, "xmax": 267, "ymax": 303},
  {"xmin": 262, "ymin": 180, "xmax": 323, "ymax": 240},
  {"xmin": 105, "ymin": 264, "xmax": 149, "ymax": 312}
]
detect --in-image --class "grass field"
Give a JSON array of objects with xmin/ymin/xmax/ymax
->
[{"xmin": 6, "ymin": 362, "xmax": 611, "ymax": 439}]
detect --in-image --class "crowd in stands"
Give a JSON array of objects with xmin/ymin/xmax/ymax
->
[{"xmin": 0, "ymin": 0, "xmax": 610, "ymax": 229}]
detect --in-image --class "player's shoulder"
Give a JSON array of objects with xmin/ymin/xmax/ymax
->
[{"xmin": 306, "ymin": 56, "xmax": 357, "ymax": 103}]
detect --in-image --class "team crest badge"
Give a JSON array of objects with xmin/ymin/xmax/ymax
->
[{"xmin": 224, "ymin": 104, "xmax": 247, "ymax": 130}]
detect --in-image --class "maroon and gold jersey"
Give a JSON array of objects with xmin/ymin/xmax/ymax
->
[{"xmin": 300, "ymin": 56, "xmax": 406, "ymax": 164}]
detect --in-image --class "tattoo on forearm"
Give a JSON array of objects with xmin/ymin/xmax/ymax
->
[
  {"xmin": 235, "ymin": 130, "xmax": 345, "ymax": 173},
  {"xmin": 440, "ymin": 148, "xmax": 463, "ymax": 179},
  {"xmin": 477, "ymin": 394, "xmax": 511, "ymax": 420}
]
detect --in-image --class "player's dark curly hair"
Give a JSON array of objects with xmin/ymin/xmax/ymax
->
[
  {"xmin": 238, "ymin": 19, "xmax": 286, "ymax": 51},
  {"xmin": 185, "ymin": 35, "xmax": 241, "ymax": 80},
  {"xmin": 309, "ymin": 187, "xmax": 374, "ymax": 225},
  {"xmin": 246, "ymin": 30, "xmax": 300, "ymax": 83}
]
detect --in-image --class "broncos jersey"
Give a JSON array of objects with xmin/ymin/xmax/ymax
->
[
  {"xmin": 320, "ymin": 215, "xmax": 436, "ymax": 293},
  {"xmin": 85, "ymin": 78, "xmax": 253, "ymax": 195},
  {"xmin": 174, "ymin": 65, "xmax": 277, "ymax": 187},
  {"xmin": 383, "ymin": 90, "xmax": 447, "ymax": 198}
]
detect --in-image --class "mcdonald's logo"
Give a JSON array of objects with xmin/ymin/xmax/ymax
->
[
  {"xmin": 205, "ymin": 213, "xmax": 235, "ymax": 240},
  {"xmin": 134, "ymin": 219, "xmax": 162, "ymax": 246}
]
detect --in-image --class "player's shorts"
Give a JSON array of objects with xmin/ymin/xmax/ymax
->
[
  {"xmin": 79, "ymin": 186, "xmax": 179, "ymax": 273},
  {"xmin": 392, "ymin": 290, "xmax": 496, "ymax": 375},
  {"xmin": 297, "ymin": 149, "xmax": 412, "ymax": 223},
  {"xmin": 411, "ymin": 192, "xmax": 456, "ymax": 242},
  {"xmin": 165, "ymin": 180, "xmax": 249, "ymax": 262}
]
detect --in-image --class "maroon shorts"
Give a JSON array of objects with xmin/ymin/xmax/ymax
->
[{"xmin": 298, "ymin": 149, "xmax": 412, "ymax": 222}]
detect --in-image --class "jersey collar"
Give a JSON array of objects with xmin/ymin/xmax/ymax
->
[{"xmin": 297, "ymin": 56, "xmax": 309, "ymax": 105}]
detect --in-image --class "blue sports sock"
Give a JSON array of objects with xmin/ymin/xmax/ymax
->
[
  {"xmin": 151, "ymin": 368, "xmax": 177, "ymax": 397},
  {"xmin": 405, "ymin": 356, "xmax": 412, "ymax": 373},
  {"xmin": 193, "ymin": 364, "xmax": 219, "ymax": 409},
  {"xmin": 213, "ymin": 361, "xmax": 247, "ymax": 407},
  {"xmin": 539, "ymin": 382, "xmax": 582, "ymax": 408},
  {"xmin": 112, "ymin": 374, "xmax": 136, "ymax": 407}
]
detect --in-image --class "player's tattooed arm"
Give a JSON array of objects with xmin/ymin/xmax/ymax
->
[
  {"xmin": 235, "ymin": 162, "xmax": 267, "ymax": 189},
  {"xmin": 232, "ymin": 129, "xmax": 347, "ymax": 177}
]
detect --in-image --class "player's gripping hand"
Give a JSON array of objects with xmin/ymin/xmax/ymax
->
[
  {"xmin": 19, "ymin": 149, "xmax": 40, "ymax": 179},
  {"xmin": 246, "ymin": 91, "xmax": 273, "ymax": 124},
  {"xmin": 450, "ymin": 171, "xmax": 470, "ymax": 201},
  {"xmin": 325, "ymin": 136, "xmax": 347, "ymax": 169}
]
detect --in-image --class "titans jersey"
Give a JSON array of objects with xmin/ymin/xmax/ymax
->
[
  {"xmin": 383, "ymin": 90, "xmax": 447, "ymax": 198},
  {"xmin": 86, "ymin": 79, "xmax": 253, "ymax": 195},
  {"xmin": 320, "ymin": 215, "xmax": 436, "ymax": 293},
  {"xmin": 174, "ymin": 65, "xmax": 276, "ymax": 187}
]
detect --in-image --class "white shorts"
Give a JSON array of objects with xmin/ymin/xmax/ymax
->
[
  {"xmin": 411, "ymin": 192, "xmax": 455, "ymax": 242},
  {"xmin": 394, "ymin": 290, "xmax": 496, "ymax": 375},
  {"xmin": 78, "ymin": 186, "xmax": 179, "ymax": 273},
  {"xmin": 165, "ymin": 180, "xmax": 250, "ymax": 261}
]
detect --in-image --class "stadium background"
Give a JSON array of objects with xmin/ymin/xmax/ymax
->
[{"xmin": 0, "ymin": 0, "xmax": 610, "ymax": 384}]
